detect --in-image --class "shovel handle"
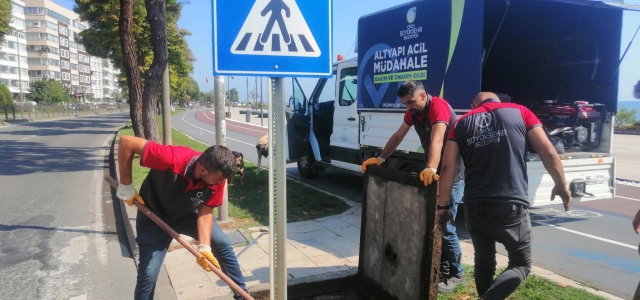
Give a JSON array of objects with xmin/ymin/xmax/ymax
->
[{"xmin": 105, "ymin": 175, "xmax": 253, "ymax": 300}]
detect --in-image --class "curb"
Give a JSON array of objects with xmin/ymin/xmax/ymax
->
[
  {"xmin": 110, "ymin": 126, "xmax": 178, "ymax": 300},
  {"xmin": 110, "ymin": 126, "xmax": 140, "ymax": 266}
]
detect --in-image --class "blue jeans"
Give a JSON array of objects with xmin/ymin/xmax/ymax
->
[
  {"xmin": 134, "ymin": 210, "xmax": 247, "ymax": 300},
  {"xmin": 464, "ymin": 201, "xmax": 532, "ymax": 300},
  {"xmin": 440, "ymin": 180, "xmax": 465, "ymax": 278}
]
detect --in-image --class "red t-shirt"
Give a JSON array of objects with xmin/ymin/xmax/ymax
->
[
  {"xmin": 140, "ymin": 141, "xmax": 225, "ymax": 207},
  {"xmin": 403, "ymin": 96, "xmax": 452, "ymax": 127}
]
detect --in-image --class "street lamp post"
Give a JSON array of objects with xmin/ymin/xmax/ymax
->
[{"xmin": 14, "ymin": 28, "xmax": 26, "ymax": 120}]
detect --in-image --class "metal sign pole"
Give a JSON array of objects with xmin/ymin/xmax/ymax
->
[
  {"xmin": 268, "ymin": 77, "xmax": 287, "ymax": 300},
  {"xmin": 214, "ymin": 76, "xmax": 230, "ymax": 222}
]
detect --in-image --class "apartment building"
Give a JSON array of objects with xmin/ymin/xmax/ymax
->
[
  {"xmin": 0, "ymin": 0, "xmax": 121, "ymax": 104},
  {"xmin": 1, "ymin": 0, "xmax": 29, "ymax": 99}
]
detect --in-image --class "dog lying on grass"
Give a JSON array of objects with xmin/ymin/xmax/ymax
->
[
  {"xmin": 230, "ymin": 151, "xmax": 245, "ymax": 185},
  {"xmin": 256, "ymin": 134, "xmax": 268, "ymax": 171}
]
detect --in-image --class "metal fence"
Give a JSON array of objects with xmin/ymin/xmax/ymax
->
[{"xmin": 1, "ymin": 103, "xmax": 130, "ymax": 122}]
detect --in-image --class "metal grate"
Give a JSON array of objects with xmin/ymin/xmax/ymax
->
[{"xmin": 225, "ymin": 229, "xmax": 249, "ymax": 245}]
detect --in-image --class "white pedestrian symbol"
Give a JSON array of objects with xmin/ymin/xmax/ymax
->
[{"xmin": 231, "ymin": 0, "xmax": 321, "ymax": 57}]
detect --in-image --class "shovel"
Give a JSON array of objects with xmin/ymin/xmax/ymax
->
[{"xmin": 105, "ymin": 175, "xmax": 253, "ymax": 300}]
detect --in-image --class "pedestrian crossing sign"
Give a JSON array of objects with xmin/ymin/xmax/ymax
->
[{"xmin": 213, "ymin": 0, "xmax": 333, "ymax": 77}]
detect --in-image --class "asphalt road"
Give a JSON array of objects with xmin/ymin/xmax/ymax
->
[
  {"xmin": 0, "ymin": 113, "xmax": 137, "ymax": 300},
  {"xmin": 175, "ymin": 108, "xmax": 640, "ymax": 299}
]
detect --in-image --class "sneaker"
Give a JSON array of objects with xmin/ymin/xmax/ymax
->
[{"xmin": 438, "ymin": 276, "xmax": 465, "ymax": 294}]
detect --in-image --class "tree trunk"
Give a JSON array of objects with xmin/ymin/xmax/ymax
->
[
  {"xmin": 140, "ymin": 0, "xmax": 168, "ymax": 143},
  {"xmin": 119, "ymin": 0, "xmax": 144, "ymax": 138}
]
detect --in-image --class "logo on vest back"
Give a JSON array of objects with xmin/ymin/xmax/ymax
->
[
  {"xmin": 474, "ymin": 113, "xmax": 492, "ymax": 129},
  {"xmin": 190, "ymin": 191, "xmax": 204, "ymax": 204}
]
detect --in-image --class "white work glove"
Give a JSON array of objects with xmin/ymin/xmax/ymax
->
[{"xmin": 116, "ymin": 183, "xmax": 145, "ymax": 206}]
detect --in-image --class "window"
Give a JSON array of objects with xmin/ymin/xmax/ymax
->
[
  {"xmin": 10, "ymin": 17, "xmax": 25, "ymax": 28},
  {"xmin": 61, "ymin": 49, "xmax": 69, "ymax": 58},
  {"xmin": 47, "ymin": 21, "xmax": 58, "ymax": 31},
  {"xmin": 78, "ymin": 44, "xmax": 86, "ymax": 52},
  {"xmin": 69, "ymin": 41, "xmax": 77, "ymax": 49},
  {"xmin": 59, "ymin": 37, "xmax": 68, "ymax": 47},
  {"xmin": 71, "ymin": 74, "xmax": 79, "ymax": 81},
  {"xmin": 62, "ymin": 72, "xmax": 70, "ymax": 80},
  {"xmin": 59, "ymin": 26, "xmax": 68, "ymax": 36},
  {"xmin": 70, "ymin": 53, "xmax": 78, "ymax": 60},
  {"xmin": 317, "ymin": 74, "xmax": 336, "ymax": 104},
  {"xmin": 6, "ymin": 41, "xmax": 16, "ymax": 49},
  {"xmin": 29, "ymin": 70, "xmax": 44, "ymax": 77},
  {"xmin": 61, "ymin": 60, "xmax": 70, "ymax": 69},
  {"xmin": 70, "ymin": 63, "xmax": 78, "ymax": 70},
  {"xmin": 338, "ymin": 67, "xmax": 358, "ymax": 106},
  {"xmin": 11, "ymin": 2, "xmax": 24, "ymax": 15}
]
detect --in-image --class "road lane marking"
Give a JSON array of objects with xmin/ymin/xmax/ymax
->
[
  {"xmin": 180, "ymin": 112, "xmax": 254, "ymax": 147},
  {"xmin": 617, "ymin": 196, "xmax": 640, "ymax": 202},
  {"xmin": 21, "ymin": 135, "xmax": 36, "ymax": 140},
  {"xmin": 532, "ymin": 220, "xmax": 636, "ymax": 250}
]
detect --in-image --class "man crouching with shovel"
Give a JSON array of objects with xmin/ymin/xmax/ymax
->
[{"xmin": 116, "ymin": 135, "xmax": 248, "ymax": 300}]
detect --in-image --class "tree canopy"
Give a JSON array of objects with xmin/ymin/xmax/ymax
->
[
  {"xmin": 29, "ymin": 79, "xmax": 69, "ymax": 103},
  {"xmin": 0, "ymin": 84, "xmax": 12, "ymax": 107},
  {"xmin": 0, "ymin": 0, "xmax": 12, "ymax": 44},
  {"xmin": 226, "ymin": 88, "xmax": 239, "ymax": 104}
]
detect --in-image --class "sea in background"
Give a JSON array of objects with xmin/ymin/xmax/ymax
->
[{"xmin": 619, "ymin": 100, "xmax": 640, "ymax": 120}]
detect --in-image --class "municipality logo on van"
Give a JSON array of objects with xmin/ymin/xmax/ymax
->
[
  {"xmin": 407, "ymin": 7, "xmax": 417, "ymax": 23},
  {"xmin": 401, "ymin": 7, "xmax": 421, "ymax": 40}
]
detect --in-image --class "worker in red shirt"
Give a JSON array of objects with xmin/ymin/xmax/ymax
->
[
  {"xmin": 116, "ymin": 136, "xmax": 247, "ymax": 300},
  {"xmin": 360, "ymin": 80, "xmax": 466, "ymax": 293}
]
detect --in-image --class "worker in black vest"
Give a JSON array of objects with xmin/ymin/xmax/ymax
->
[
  {"xmin": 360, "ymin": 80, "xmax": 466, "ymax": 293},
  {"xmin": 116, "ymin": 136, "xmax": 248, "ymax": 300}
]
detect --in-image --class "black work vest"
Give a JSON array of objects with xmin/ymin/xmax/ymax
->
[{"xmin": 139, "ymin": 157, "xmax": 214, "ymax": 221}]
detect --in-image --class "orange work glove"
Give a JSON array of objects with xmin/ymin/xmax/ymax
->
[{"xmin": 361, "ymin": 157, "xmax": 385, "ymax": 172}]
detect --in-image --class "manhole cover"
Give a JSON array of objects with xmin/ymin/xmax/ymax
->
[{"xmin": 226, "ymin": 230, "xmax": 249, "ymax": 245}]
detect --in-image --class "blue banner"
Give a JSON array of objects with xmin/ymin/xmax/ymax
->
[{"xmin": 357, "ymin": 0, "xmax": 482, "ymax": 109}]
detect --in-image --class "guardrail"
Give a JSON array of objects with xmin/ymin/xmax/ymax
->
[{"xmin": 1, "ymin": 103, "xmax": 130, "ymax": 122}]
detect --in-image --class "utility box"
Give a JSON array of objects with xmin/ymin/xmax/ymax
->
[{"xmin": 359, "ymin": 166, "xmax": 441, "ymax": 299}]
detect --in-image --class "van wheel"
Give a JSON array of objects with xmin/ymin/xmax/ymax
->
[{"xmin": 298, "ymin": 155, "xmax": 319, "ymax": 179}]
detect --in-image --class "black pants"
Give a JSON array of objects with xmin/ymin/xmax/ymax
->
[{"xmin": 465, "ymin": 201, "xmax": 532, "ymax": 300}]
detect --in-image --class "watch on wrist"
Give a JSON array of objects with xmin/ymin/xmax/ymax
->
[{"xmin": 437, "ymin": 204, "xmax": 450, "ymax": 210}]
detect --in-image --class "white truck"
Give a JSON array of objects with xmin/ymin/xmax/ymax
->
[{"xmin": 287, "ymin": 0, "xmax": 639, "ymax": 207}]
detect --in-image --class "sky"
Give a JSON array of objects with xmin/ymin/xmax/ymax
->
[{"xmin": 54, "ymin": 0, "xmax": 640, "ymax": 105}]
